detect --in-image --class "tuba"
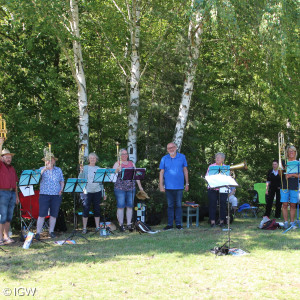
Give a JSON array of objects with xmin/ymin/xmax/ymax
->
[
  {"xmin": 0, "ymin": 113, "xmax": 7, "ymax": 139},
  {"xmin": 278, "ymin": 131, "xmax": 286, "ymax": 170},
  {"xmin": 230, "ymin": 161, "xmax": 247, "ymax": 170}
]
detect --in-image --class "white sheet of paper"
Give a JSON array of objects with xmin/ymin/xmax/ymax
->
[
  {"xmin": 205, "ymin": 174, "xmax": 238, "ymax": 189},
  {"xmin": 20, "ymin": 185, "xmax": 35, "ymax": 197}
]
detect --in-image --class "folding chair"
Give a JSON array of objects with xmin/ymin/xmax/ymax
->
[
  {"xmin": 19, "ymin": 191, "xmax": 49, "ymax": 239},
  {"xmin": 252, "ymin": 183, "xmax": 267, "ymax": 217}
]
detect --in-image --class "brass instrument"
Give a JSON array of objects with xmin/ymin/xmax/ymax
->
[
  {"xmin": 0, "ymin": 113, "xmax": 7, "ymax": 139},
  {"xmin": 230, "ymin": 161, "xmax": 248, "ymax": 170},
  {"xmin": 278, "ymin": 131, "xmax": 286, "ymax": 170},
  {"xmin": 79, "ymin": 144, "xmax": 86, "ymax": 167},
  {"xmin": 116, "ymin": 141, "xmax": 120, "ymax": 165},
  {"xmin": 43, "ymin": 142, "xmax": 52, "ymax": 166}
]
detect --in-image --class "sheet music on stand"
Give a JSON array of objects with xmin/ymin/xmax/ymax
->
[
  {"xmin": 93, "ymin": 168, "xmax": 117, "ymax": 183},
  {"xmin": 64, "ymin": 178, "xmax": 87, "ymax": 193},
  {"xmin": 205, "ymin": 174, "xmax": 239, "ymax": 189},
  {"xmin": 286, "ymin": 161, "xmax": 300, "ymax": 174},
  {"xmin": 19, "ymin": 169, "xmax": 41, "ymax": 197},
  {"xmin": 121, "ymin": 168, "xmax": 146, "ymax": 180},
  {"xmin": 207, "ymin": 165, "xmax": 230, "ymax": 176}
]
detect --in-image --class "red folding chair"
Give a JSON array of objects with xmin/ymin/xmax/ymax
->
[{"xmin": 19, "ymin": 191, "xmax": 49, "ymax": 239}]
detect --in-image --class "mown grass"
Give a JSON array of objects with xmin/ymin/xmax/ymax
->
[{"xmin": 1, "ymin": 218, "xmax": 300, "ymax": 299}]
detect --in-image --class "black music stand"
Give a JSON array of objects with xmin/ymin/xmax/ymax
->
[
  {"xmin": 205, "ymin": 174, "xmax": 238, "ymax": 253},
  {"xmin": 122, "ymin": 168, "xmax": 146, "ymax": 226},
  {"xmin": 92, "ymin": 169, "xmax": 117, "ymax": 236},
  {"xmin": 63, "ymin": 178, "xmax": 89, "ymax": 244}
]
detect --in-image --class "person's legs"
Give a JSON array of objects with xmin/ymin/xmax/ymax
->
[
  {"xmin": 36, "ymin": 194, "xmax": 50, "ymax": 234},
  {"xmin": 290, "ymin": 203, "xmax": 296, "ymax": 223},
  {"xmin": 165, "ymin": 190, "xmax": 175, "ymax": 227},
  {"xmin": 264, "ymin": 190, "xmax": 275, "ymax": 217},
  {"xmin": 289, "ymin": 190, "xmax": 298, "ymax": 223},
  {"xmin": 275, "ymin": 189, "xmax": 281, "ymax": 218},
  {"xmin": 125, "ymin": 190, "xmax": 135, "ymax": 225},
  {"xmin": 0, "ymin": 191, "xmax": 9, "ymax": 240},
  {"xmin": 280, "ymin": 190, "xmax": 289, "ymax": 222},
  {"xmin": 91, "ymin": 192, "xmax": 102, "ymax": 228},
  {"xmin": 208, "ymin": 189, "xmax": 218, "ymax": 224},
  {"xmin": 82, "ymin": 194, "xmax": 92, "ymax": 230},
  {"xmin": 114, "ymin": 189, "xmax": 125, "ymax": 225},
  {"xmin": 219, "ymin": 193, "xmax": 227, "ymax": 223},
  {"xmin": 174, "ymin": 190, "xmax": 183, "ymax": 226},
  {"xmin": 48, "ymin": 195, "xmax": 62, "ymax": 234}
]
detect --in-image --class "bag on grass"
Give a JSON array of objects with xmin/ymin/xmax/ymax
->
[
  {"xmin": 261, "ymin": 219, "xmax": 279, "ymax": 230},
  {"xmin": 135, "ymin": 221, "xmax": 159, "ymax": 234}
]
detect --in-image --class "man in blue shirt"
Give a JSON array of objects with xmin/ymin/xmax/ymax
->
[{"xmin": 159, "ymin": 142, "xmax": 189, "ymax": 230}]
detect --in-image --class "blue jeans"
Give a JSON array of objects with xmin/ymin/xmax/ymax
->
[
  {"xmin": 0, "ymin": 191, "xmax": 16, "ymax": 224},
  {"xmin": 39, "ymin": 194, "xmax": 62, "ymax": 218},
  {"xmin": 114, "ymin": 189, "xmax": 135, "ymax": 208},
  {"xmin": 165, "ymin": 189, "xmax": 183, "ymax": 226},
  {"xmin": 83, "ymin": 191, "xmax": 102, "ymax": 218}
]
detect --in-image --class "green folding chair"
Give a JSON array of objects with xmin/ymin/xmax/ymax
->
[{"xmin": 253, "ymin": 183, "xmax": 267, "ymax": 217}]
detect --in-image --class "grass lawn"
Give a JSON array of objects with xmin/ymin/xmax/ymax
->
[{"xmin": 1, "ymin": 218, "xmax": 299, "ymax": 299}]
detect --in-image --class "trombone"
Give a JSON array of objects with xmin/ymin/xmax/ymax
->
[
  {"xmin": 278, "ymin": 131, "xmax": 286, "ymax": 171},
  {"xmin": 0, "ymin": 113, "xmax": 7, "ymax": 139}
]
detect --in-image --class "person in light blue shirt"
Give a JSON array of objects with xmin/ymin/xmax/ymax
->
[
  {"xmin": 159, "ymin": 142, "xmax": 189, "ymax": 230},
  {"xmin": 35, "ymin": 154, "xmax": 64, "ymax": 240}
]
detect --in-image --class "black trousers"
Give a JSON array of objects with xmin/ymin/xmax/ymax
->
[
  {"xmin": 264, "ymin": 188, "xmax": 281, "ymax": 218},
  {"xmin": 208, "ymin": 189, "xmax": 227, "ymax": 223}
]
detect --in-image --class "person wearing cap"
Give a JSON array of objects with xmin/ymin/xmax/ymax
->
[
  {"xmin": 159, "ymin": 142, "xmax": 189, "ymax": 230},
  {"xmin": 0, "ymin": 137, "xmax": 19, "ymax": 245},
  {"xmin": 35, "ymin": 153, "xmax": 64, "ymax": 240}
]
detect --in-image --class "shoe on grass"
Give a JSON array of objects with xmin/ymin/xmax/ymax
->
[
  {"xmin": 50, "ymin": 232, "xmax": 56, "ymax": 238},
  {"xmin": 284, "ymin": 221, "xmax": 289, "ymax": 229},
  {"xmin": 35, "ymin": 233, "xmax": 40, "ymax": 240},
  {"xmin": 176, "ymin": 225, "xmax": 183, "ymax": 230},
  {"xmin": 82, "ymin": 228, "xmax": 87, "ymax": 234},
  {"xmin": 127, "ymin": 224, "xmax": 134, "ymax": 232},
  {"xmin": 163, "ymin": 225, "xmax": 173, "ymax": 231},
  {"xmin": 119, "ymin": 225, "xmax": 126, "ymax": 232}
]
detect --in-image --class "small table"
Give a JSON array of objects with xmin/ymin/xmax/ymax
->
[{"xmin": 182, "ymin": 206, "xmax": 199, "ymax": 228}]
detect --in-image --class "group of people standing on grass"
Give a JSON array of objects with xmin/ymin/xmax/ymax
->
[{"xmin": 0, "ymin": 134, "xmax": 299, "ymax": 244}]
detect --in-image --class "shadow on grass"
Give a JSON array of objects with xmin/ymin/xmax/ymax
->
[{"xmin": 1, "ymin": 218, "xmax": 299, "ymax": 280}]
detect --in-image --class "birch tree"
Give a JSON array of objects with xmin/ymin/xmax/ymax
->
[
  {"xmin": 173, "ymin": 0, "xmax": 204, "ymax": 151},
  {"xmin": 69, "ymin": 0, "xmax": 89, "ymax": 156},
  {"xmin": 127, "ymin": 0, "xmax": 141, "ymax": 163}
]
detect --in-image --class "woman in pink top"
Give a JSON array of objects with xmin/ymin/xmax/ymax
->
[{"xmin": 113, "ymin": 148, "xmax": 143, "ymax": 232}]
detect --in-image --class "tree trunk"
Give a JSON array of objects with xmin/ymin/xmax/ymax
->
[
  {"xmin": 173, "ymin": 0, "xmax": 203, "ymax": 151},
  {"xmin": 70, "ymin": 0, "xmax": 89, "ymax": 156},
  {"xmin": 127, "ymin": 0, "xmax": 141, "ymax": 163}
]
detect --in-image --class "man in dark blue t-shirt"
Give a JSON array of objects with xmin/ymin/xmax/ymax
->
[{"xmin": 159, "ymin": 142, "xmax": 189, "ymax": 230}]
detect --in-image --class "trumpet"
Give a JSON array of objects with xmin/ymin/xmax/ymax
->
[
  {"xmin": 278, "ymin": 131, "xmax": 286, "ymax": 170},
  {"xmin": 79, "ymin": 144, "xmax": 86, "ymax": 167},
  {"xmin": 0, "ymin": 113, "xmax": 7, "ymax": 139},
  {"xmin": 230, "ymin": 161, "xmax": 248, "ymax": 170}
]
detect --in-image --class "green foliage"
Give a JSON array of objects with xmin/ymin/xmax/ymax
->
[{"xmin": 0, "ymin": 0, "xmax": 299, "ymax": 220}]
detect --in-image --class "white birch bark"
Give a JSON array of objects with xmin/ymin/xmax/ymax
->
[
  {"xmin": 173, "ymin": 0, "xmax": 203, "ymax": 151},
  {"xmin": 127, "ymin": 0, "xmax": 140, "ymax": 163},
  {"xmin": 70, "ymin": 0, "xmax": 89, "ymax": 156}
]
